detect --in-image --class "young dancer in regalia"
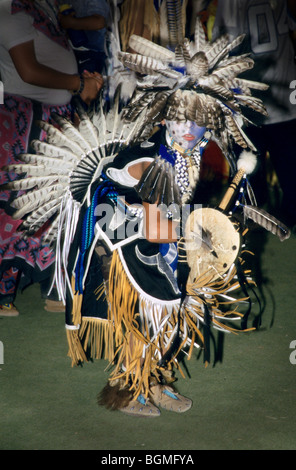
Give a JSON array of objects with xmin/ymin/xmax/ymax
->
[{"xmin": 3, "ymin": 16, "xmax": 290, "ymax": 417}]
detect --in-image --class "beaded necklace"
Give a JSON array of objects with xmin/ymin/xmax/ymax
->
[
  {"xmin": 165, "ymin": 131, "xmax": 209, "ymax": 201},
  {"xmin": 173, "ymin": 147, "xmax": 200, "ymax": 199}
]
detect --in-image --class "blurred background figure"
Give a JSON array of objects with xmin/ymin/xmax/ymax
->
[
  {"xmin": 210, "ymin": 0, "xmax": 296, "ymax": 230},
  {"xmin": 116, "ymin": 0, "xmax": 187, "ymax": 51},
  {"xmin": 58, "ymin": 0, "xmax": 110, "ymax": 74}
]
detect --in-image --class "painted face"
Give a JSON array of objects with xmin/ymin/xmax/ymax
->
[{"xmin": 166, "ymin": 120, "xmax": 206, "ymax": 151}]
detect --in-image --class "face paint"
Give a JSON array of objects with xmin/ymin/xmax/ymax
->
[{"xmin": 166, "ymin": 120, "xmax": 206, "ymax": 151}]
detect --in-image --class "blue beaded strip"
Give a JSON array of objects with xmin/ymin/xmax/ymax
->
[{"xmin": 75, "ymin": 174, "xmax": 119, "ymax": 294}]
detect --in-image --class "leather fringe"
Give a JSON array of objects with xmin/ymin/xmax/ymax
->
[
  {"xmin": 66, "ymin": 274, "xmax": 114, "ymax": 366},
  {"xmin": 107, "ymin": 250, "xmax": 183, "ymax": 399},
  {"xmin": 66, "ymin": 318, "xmax": 114, "ymax": 366},
  {"xmin": 80, "ymin": 317, "xmax": 114, "ymax": 361},
  {"xmin": 71, "ymin": 276, "xmax": 83, "ymax": 326},
  {"xmin": 67, "ymin": 250, "xmax": 256, "ymax": 400},
  {"xmin": 66, "ymin": 329, "xmax": 88, "ymax": 366}
]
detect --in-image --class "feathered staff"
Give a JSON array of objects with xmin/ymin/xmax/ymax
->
[{"xmin": 219, "ymin": 151, "xmax": 291, "ymax": 241}]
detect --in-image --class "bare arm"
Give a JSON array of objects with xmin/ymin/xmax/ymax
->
[
  {"xmin": 143, "ymin": 201, "xmax": 179, "ymax": 243},
  {"xmin": 9, "ymin": 40, "xmax": 103, "ymax": 104}
]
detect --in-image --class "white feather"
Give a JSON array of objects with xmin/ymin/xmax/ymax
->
[
  {"xmin": 78, "ymin": 116, "xmax": 100, "ymax": 150},
  {"xmin": 30, "ymin": 140, "xmax": 79, "ymax": 162},
  {"xmin": 22, "ymin": 197, "xmax": 63, "ymax": 230},
  {"xmin": 51, "ymin": 114, "xmax": 92, "ymax": 154},
  {"xmin": 42, "ymin": 216, "xmax": 60, "ymax": 243},
  {"xmin": 20, "ymin": 153, "xmax": 74, "ymax": 170},
  {"xmin": 11, "ymin": 185, "xmax": 63, "ymax": 209},
  {"xmin": 128, "ymin": 34, "xmax": 175, "ymax": 61},
  {"xmin": 5, "ymin": 175, "xmax": 68, "ymax": 191},
  {"xmin": 37, "ymin": 121, "xmax": 85, "ymax": 157},
  {"xmin": 12, "ymin": 188, "xmax": 63, "ymax": 220},
  {"xmin": 6, "ymin": 164, "xmax": 52, "ymax": 176}
]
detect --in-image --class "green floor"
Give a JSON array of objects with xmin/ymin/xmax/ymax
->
[{"xmin": 0, "ymin": 229, "xmax": 295, "ymax": 451}]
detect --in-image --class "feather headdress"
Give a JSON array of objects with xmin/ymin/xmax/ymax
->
[{"xmin": 118, "ymin": 17, "xmax": 269, "ymax": 153}]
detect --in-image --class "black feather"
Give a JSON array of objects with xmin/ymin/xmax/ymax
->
[
  {"xmin": 134, "ymin": 157, "xmax": 163, "ymax": 202},
  {"xmin": 135, "ymin": 157, "xmax": 181, "ymax": 207}
]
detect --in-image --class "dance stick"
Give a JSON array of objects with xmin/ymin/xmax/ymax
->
[{"xmin": 219, "ymin": 151, "xmax": 257, "ymax": 211}]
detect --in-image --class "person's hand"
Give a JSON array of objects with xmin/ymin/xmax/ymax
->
[
  {"xmin": 79, "ymin": 71, "xmax": 104, "ymax": 105},
  {"xmin": 82, "ymin": 70, "xmax": 103, "ymax": 82}
]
